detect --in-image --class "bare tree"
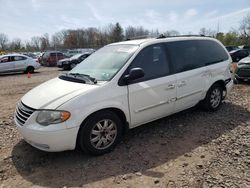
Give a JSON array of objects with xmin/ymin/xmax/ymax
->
[
  {"xmin": 0, "ymin": 33, "xmax": 9, "ymax": 50},
  {"xmin": 40, "ymin": 33, "xmax": 50, "ymax": 51},
  {"xmin": 239, "ymin": 14, "xmax": 250, "ymax": 44},
  {"xmin": 125, "ymin": 26, "xmax": 149, "ymax": 39},
  {"xmin": 9, "ymin": 38, "xmax": 22, "ymax": 51},
  {"xmin": 199, "ymin": 28, "xmax": 216, "ymax": 37},
  {"xmin": 164, "ymin": 30, "xmax": 180, "ymax": 36},
  {"xmin": 31, "ymin": 36, "xmax": 40, "ymax": 51}
]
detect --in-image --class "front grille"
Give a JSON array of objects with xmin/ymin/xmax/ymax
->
[
  {"xmin": 15, "ymin": 102, "xmax": 36, "ymax": 126},
  {"xmin": 237, "ymin": 68, "xmax": 250, "ymax": 77}
]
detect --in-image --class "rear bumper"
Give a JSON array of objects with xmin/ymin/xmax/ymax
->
[{"xmin": 225, "ymin": 79, "xmax": 234, "ymax": 95}]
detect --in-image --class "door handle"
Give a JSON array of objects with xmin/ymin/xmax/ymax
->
[
  {"xmin": 166, "ymin": 84, "xmax": 175, "ymax": 90},
  {"xmin": 178, "ymin": 81, "xmax": 187, "ymax": 87}
]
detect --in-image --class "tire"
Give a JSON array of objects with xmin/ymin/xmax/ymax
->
[
  {"xmin": 202, "ymin": 84, "xmax": 223, "ymax": 112},
  {"xmin": 63, "ymin": 64, "xmax": 70, "ymax": 70},
  {"xmin": 25, "ymin": 66, "xmax": 34, "ymax": 73},
  {"xmin": 77, "ymin": 110, "xmax": 123, "ymax": 155},
  {"xmin": 70, "ymin": 63, "xmax": 76, "ymax": 70}
]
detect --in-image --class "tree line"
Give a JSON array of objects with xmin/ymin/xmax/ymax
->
[{"xmin": 0, "ymin": 14, "xmax": 249, "ymax": 52}]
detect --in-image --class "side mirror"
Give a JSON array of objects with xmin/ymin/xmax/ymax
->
[{"xmin": 124, "ymin": 68, "xmax": 145, "ymax": 82}]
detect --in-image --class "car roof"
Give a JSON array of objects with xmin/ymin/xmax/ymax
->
[{"xmin": 0, "ymin": 53, "xmax": 29, "ymax": 58}]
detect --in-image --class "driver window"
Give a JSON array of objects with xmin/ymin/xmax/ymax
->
[{"xmin": 128, "ymin": 44, "xmax": 170, "ymax": 82}]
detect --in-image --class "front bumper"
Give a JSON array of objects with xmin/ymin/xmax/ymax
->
[{"xmin": 14, "ymin": 117, "xmax": 79, "ymax": 152}]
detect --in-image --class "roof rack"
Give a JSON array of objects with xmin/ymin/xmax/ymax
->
[
  {"xmin": 125, "ymin": 35, "xmax": 151, "ymax": 41},
  {"xmin": 156, "ymin": 34, "xmax": 211, "ymax": 39}
]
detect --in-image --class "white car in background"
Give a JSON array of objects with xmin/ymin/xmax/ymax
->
[{"xmin": 0, "ymin": 54, "xmax": 41, "ymax": 73}]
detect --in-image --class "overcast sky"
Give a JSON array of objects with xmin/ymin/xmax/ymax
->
[{"xmin": 0, "ymin": 0, "xmax": 250, "ymax": 40}]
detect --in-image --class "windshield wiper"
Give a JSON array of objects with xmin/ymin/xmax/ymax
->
[{"xmin": 68, "ymin": 73, "xmax": 97, "ymax": 84}]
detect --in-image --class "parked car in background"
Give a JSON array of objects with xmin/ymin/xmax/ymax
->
[
  {"xmin": 225, "ymin": 46, "xmax": 239, "ymax": 52},
  {"xmin": 40, "ymin": 51, "xmax": 65, "ymax": 66},
  {"xmin": 234, "ymin": 56, "xmax": 250, "ymax": 83},
  {"xmin": 229, "ymin": 49, "xmax": 249, "ymax": 62},
  {"xmin": 57, "ymin": 52, "xmax": 92, "ymax": 70},
  {"xmin": 15, "ymin": 36, "xmax": 233, "ymax": 155},
  {"xmin": 242, "ymin": 45, "xmax": 250, "ymax": 53},
  {"xmin": 0, "ymin": 54, "xmax": 40, "ymax": 73},
  {"xmin": 64, "ymin": 48, "xmax": 95, "ymax": 57}
]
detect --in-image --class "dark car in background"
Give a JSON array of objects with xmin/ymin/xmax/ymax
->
[
  {"xmin": 57, "ymin": 52, "xmax": 92, "ymax": 70},
  {"xmin": 229, "ymin": 49, "xmax": 249, "ymax": 62},
  {"xmin": 242, "ymin": 45, "xmax": 250, "ymax": 53},
  {"xmin": 225, "ymin": 46, "xmax": 239, "ymax": 52},
  {"xmin": 234, "ymin": 56, "xmax": 250, "ymax": 83},
  {"xmin": 40, "ymin": 51, "xmax": 65, "ymax": 66}
]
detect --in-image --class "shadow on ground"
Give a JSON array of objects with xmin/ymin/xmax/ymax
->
[{"xmin": 11, "ymin": 102, "xmax": 250, "ymax": 187}]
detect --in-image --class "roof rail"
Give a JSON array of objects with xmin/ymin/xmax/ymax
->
[
  {"xmin": 125, "ymin": 35, "xmax": 150, "ymax": 41},
  {"xmin": 156, "ymin": 34, "xmax": 211, "ymax": 39}
]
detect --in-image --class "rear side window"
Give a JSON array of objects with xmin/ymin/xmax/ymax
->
[
  {"xmin": 14, "ymin": 56, "xmax": 26, "ymax": 61},
  {"xmin": 197, "ymin": 40, "xmax": 229, "ymax": 65},
  {"xmin": 166, "ymin": 40, "xmax": 229, "ymax": 73}
]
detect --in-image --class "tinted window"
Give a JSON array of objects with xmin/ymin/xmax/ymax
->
[
  {"xmin": 166, "ymin": 40, "xmax": 229, "ymax": 73},
  {"xmin": 57, "ymin": 53, "xmax": 63, "ymax": 56},
  {"xmin": 14, "ymin": 56, "xmax": 26, "ymax": 61},
  {"xmin": 128, "ymin": 44, "xmax": 170, "ymax": 82},
  {"xmin": 0, "ymin": 56, "xmax": 9, "ymax": 63}
]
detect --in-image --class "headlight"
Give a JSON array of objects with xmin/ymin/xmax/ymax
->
[{"xmin": 36, "ymin": 110, "xmax": 71, "ymax": 126}]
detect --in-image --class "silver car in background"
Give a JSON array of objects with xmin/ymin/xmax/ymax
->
[{"xmin": 0, "ymin": 54, "xmax": 41, "ymax": 73}]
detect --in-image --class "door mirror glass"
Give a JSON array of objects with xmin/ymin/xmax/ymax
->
[{"xmin": 124, "ymin": 68, "xmax": 145, "ymax": 82}]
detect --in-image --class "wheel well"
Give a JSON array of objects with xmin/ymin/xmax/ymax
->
[
  {"xmin": 212, "ymin": 80, "xmax": 226, "ymax": 91},
  {"xmin": 26, "ymin": 66, "xmax": 34, "ymax": 70},
  {"xmin": 25, "ymin": 66, "xmax": 34, "ymax": 73},
  {"xmin": 76, "ymin": 108, "xmax": 128, "ymax": 149}
]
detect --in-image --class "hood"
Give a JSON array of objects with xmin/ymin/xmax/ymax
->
[
  {"xmin": 59, "ymin": 58, "xmax": 70, "ymax": 63},
  {"xmin": 21, "ymin": 77, "xmax": 100, "ymax": 109},
  {"xmin": 239, "ymin": 56, "xmax": 250, "ymax": 64}
]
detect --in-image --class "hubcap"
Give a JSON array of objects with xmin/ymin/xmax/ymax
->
[
  {"xmin": 210, "ymin": 88, "xmax": 221, "ymax": 108},
  {"xmin": 90, "ymin": 119, "xmax": 117, "ymax": 150}
]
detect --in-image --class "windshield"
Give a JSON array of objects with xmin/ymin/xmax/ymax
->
[{"xmin": 70, "ymin": 44, "xmax": 139, "ymax": 81}]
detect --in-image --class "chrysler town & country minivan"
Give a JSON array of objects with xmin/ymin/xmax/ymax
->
[{"xmin": 15, "ymin": 36, "xmax": 233, "ymax": 155}]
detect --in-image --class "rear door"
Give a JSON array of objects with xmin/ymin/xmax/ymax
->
[
  {"xmin": 127, "ymin": 44, "xmax": 177, "ymax": 127},
  {"xmin": 166, "ymin": 40, "xmax": 206, "ymax": 112},
  {"xmin": 13, "ymin": 56, "xmax": 27, "ymax": 71}
]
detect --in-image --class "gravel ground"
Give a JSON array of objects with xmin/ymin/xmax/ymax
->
[{"xmin": 0, "ymin": 67, "xmax": 249, "ymax": 188}]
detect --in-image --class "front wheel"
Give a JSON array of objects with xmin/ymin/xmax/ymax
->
[
  {"xmin": 70, "ymin": 63, "xmax": 76, "ymax": 70},
  {"xmin": 77, "ymin": 110, "xmax": 122, "ymax": 155},
  {"xmin": 202, "ymin": 84, "xmax": 223, "ymax": 112}
]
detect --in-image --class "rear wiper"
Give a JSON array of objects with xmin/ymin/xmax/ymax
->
[{"xmin": 68, "ymin": 73, "xmax": 97, "ymax": 84}]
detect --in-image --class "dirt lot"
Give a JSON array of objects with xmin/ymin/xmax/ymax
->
[{"xmin": 0, "ymin": 67, "xmax": 249, "ymax": 188}]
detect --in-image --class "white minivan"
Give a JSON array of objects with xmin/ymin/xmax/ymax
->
[{"xmin": 15, "ymin": 36, "xmax": 233, "ymax": 155}]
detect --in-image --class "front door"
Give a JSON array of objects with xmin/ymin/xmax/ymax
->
[
  {"xmin": 127, "ymin": 44, "xmax": 177, "ymax": 127},
  {"xmin": 0, "ymin": 56, "xmax": 14, "ymax": 72}
]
